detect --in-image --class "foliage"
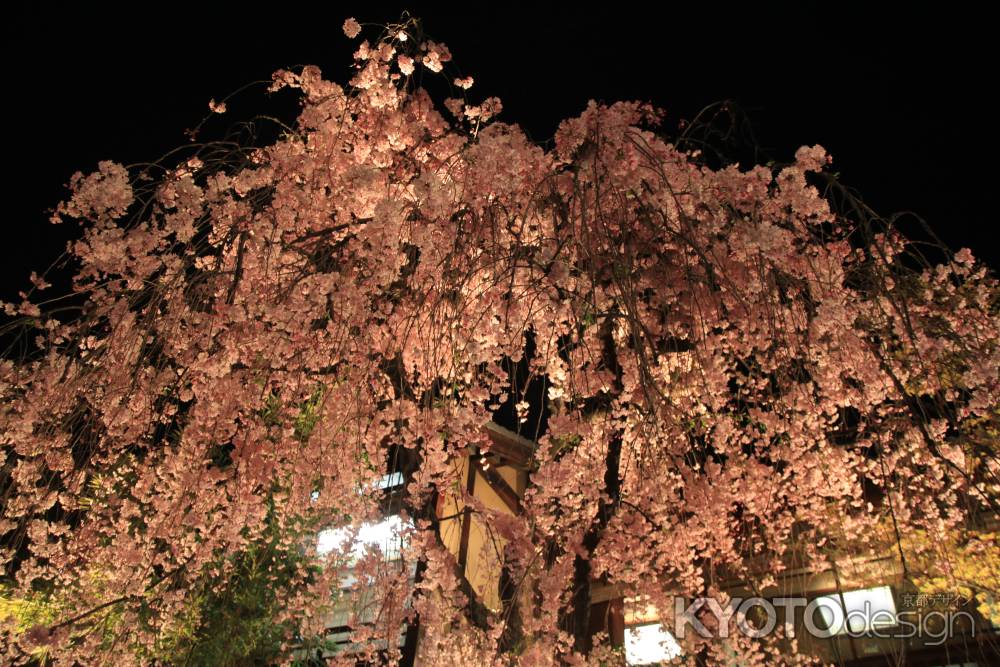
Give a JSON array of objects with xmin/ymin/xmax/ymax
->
[
  {"xmin": 906, "ymin": 527, "xmax": 1000, "ymax": 627},
  {"xmin": 1, "ymin": 14, "xmax": 998, "ymax": 666}
]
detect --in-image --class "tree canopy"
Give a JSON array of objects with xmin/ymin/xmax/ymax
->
[{"xmin": 1, "ymin": 16, "xmax": 998, "ymax": 666}]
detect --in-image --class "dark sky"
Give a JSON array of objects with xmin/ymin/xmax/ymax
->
[{"xmin": 3, "ymin": 4, "xmax": 996, "ymax": 305}]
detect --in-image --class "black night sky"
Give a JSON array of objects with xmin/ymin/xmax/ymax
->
[{"xmin": 4, "ymin": 4, "xmax": 996, "ymax": 307}]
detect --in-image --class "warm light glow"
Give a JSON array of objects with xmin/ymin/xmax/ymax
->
[
  {"xmin": 815, "ymin": 585, "xmax": 897, "ymax": 634},
  {"xmin": 625, "ymin": 623, "xmax": 682, "ymax": 665}
]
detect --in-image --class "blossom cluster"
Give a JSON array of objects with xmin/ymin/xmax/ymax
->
[{"xmin": 1, "ymin": 16, "xmax": 997, "ymax": 666}]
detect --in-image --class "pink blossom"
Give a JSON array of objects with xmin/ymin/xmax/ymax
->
[
  {"xmin": 342, "ymin": 17, "xmax": 362, "ymax": 39},
  {"xmin": 397, "ymin": 54, "xmax": 415, "ymax": 76},
  {"xmin": 3, "ymin": 18, "xmax": 996, "ymax": 667}
]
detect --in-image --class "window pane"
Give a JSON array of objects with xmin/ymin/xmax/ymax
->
[
  {"xmin": 317, "ymin": 514, "xmax": 408, "ymax": 559},
  {"xmin": 374, "ymin": 471, "xmax": 405, "ymax": 489},
  {"xmin": 815, "ymin": 586, "xmax": 897, "ymax": 634},
  {"xmin": 625, "ymin": 623, "xmax": 682, "ymax": 665}
]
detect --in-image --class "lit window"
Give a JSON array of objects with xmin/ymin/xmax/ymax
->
[
  {"xmin": 313, "ymin": 514, "xmax": 414, "ymax": 657},
  {"xmin": 373, "ymin": 471, "xmax": 404, "ymax": 490},
  {"xmin": 308, "ymin": 471, "xmax": 412, "ymax": 659},
  {"xmin": 814, "ymin": 585, "xmax": 897, "ymax": 635},
  {"xmin": 625, "ymin": 623, "xmax": 682, "ymax": 665},
  {"xmin": 316, "ymin": 514, "xmax": 408, "ymax": 560},
  {"xmin": 311, "ymin": 471, "xmax": 405, "ymax": 503}
]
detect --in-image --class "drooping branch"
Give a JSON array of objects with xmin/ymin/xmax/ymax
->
[{"xmin": 562, "ymin": 314, "xmax": 625, "ymax": 654}]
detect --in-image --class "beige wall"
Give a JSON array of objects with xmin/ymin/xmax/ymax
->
[{"xmin": 438, "ymin": 455, "xmax": 525, "ymax": 609}]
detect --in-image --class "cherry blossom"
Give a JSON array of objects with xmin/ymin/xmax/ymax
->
[{"xmin": 1, "ymin": 16, "xmax": 997, "ymax": 667}]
